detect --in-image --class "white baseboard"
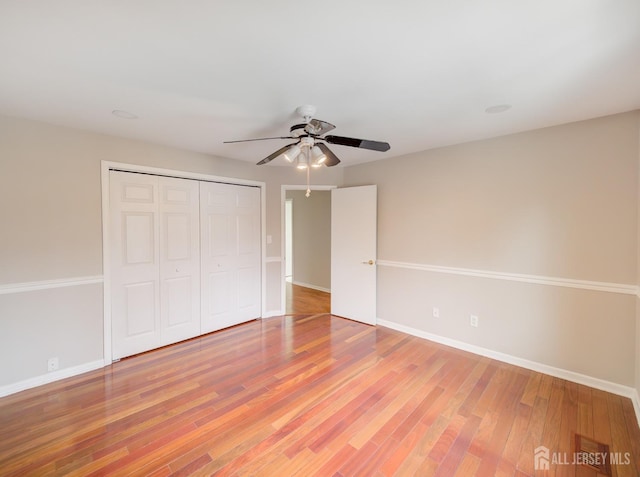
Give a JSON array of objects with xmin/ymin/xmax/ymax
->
[
  {"xmin": 262, "ymin": 310, "xmax": 284, "ymax": 318},
  {"xmin": 632, "ymin": 389, "xmax": 640, "ymax": 430},
  {"xmin": 0, "ymin": 359, "xmax": 106, "ymax": 398},
  {"xmin": 377, "ymin": 319, "xmax": 640, "ymax": 426},
  {"xmin": 291, "ymin": 281, "xmax": 331, "ymax": 294}
]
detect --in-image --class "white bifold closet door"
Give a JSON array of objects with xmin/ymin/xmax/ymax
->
[
  {"xmin": 200, "ymin": 181, "xmax": 261, "ymax": 333},
  {"xmin": 110, "ymin": 171, "xmax": 200, "ymax": 360}
]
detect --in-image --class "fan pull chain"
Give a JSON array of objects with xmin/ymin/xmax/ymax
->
[{"xmin": 305, "ymin": 163, "xmax": 311, "ymax": 197}]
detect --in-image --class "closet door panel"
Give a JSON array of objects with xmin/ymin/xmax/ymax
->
[
  {"xmin": 207, "ymin": 270, "xmax": 233, "ymax": 326},
  {"xmin": 236, "ymin": 186, "xmax": 261, "ymax": 320},
  {"xmin": 201, "ymin": 184, "xmax": 235, "ymax": 332},
  {"xmin": 124, "ymin": 282, "xmax": 157, "ymax": 335},
  {"xmin": 110, "ymin": 171, "xmax": 161, "ymax": 360},
  {"xmin": 201, "ymin": 182, "xmax": 260, "ymax": 333},
  {"xmin": 238, "ymin": 268, "xmax": 260, "ymax": 310},
  {"xmin": 165, "ymin": 277, "xmax": 192, "ymax": 326},
  {"xmin": 159, "ymin": 177, "xmax": 201, "ymax": 344}
]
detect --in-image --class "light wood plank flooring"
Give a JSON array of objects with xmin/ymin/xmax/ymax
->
[
  {"xmin": 286, "ymin": 282, "xmax": 331, "ymax": 315},
  {"xmin": 0, "ymin": 314, "xmax": 639, "ymax": 476}
]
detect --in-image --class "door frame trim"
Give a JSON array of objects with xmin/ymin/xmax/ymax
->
[
  {"xmin": 280, "ymin": 185, "xmax": 337, "ymax": 315},
  {"xmin": 101, "ymin": 161, "xmax": 266, "ymax": 364}
]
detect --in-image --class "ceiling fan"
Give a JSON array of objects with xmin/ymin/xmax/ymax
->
[{"xmin": 224, "ymin": 105, "xmax": 390, "ymax": 168}]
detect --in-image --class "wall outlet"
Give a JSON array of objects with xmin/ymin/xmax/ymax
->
[
  {"xmin": 47, "ymin": 357, "xmax": 59, "ymax": 372},
  {"xmin": 470, "ymin": 315, "xmax": 479, "ymax": 327},
  {"xmin": 432, "ymin": 307, "xmax": 440, "ymax": 318}
]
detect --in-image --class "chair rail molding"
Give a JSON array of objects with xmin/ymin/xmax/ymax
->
[
  {"xmin": 0, "ymin": 276, "xmax": 103, "ymax": 295},
  {"xmin": 377, "ymin": 260, "xmax": 638, "ymax": 295}
]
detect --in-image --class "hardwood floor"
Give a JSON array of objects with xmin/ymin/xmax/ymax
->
[
  {"xmin": 1, "ymin": 314, "xmax": 639, "ymax": 476},
  {"xmin": 286, "ymin": 282, "xmax": 331, "ymax": 315}
]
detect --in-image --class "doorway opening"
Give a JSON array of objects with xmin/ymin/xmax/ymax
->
[
  {"xmin": 282, "ymin": 186, "xmax": 334, "ymax": 315},
  {"xmin": 285, "ymin": 198, "xmax": 293, "ymax": 283}
]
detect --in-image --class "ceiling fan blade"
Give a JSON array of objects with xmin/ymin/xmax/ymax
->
[
  {"xmin": 316, "ymin": 143, "xmax": 340, "ymax": 167},
  {"xmin": 256, "ymin": 142, "xmax": 299, "ymax": 165},
  {"xmin": 305, "ymin": 118, "xmax": 336, "ymax": 136},
  {"xmin": 324, "ymin": 135, "xmax": 390, "ymax": 152},
  {"xmin": 224, "ymin": 136, "xmax": 293, "ymax": 144}
]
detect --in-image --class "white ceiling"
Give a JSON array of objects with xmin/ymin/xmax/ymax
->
[{"xmin": 1, "ymin": 1, "xmax": 639, "ymax": 166}]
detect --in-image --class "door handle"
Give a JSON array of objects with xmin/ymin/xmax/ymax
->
[{"xmin": 361, "ymin": 260, "xmax": 375, "ymax": 265}]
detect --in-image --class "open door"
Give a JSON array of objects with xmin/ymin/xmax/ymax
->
[{"xmin": 331, "ymin": 185, "xmax": 377, "ymax": 325}]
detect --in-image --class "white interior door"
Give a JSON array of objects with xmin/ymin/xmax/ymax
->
[
  {"xmin": 331, "ymin": 185, "xmax": 377, "ymax": 325},
  {"xmin": 285, "ymin": 199, "xmax": 293, "ymax": 279},
  {"xmin": 200, "ymin": 182, "xmax": 261, "ymax": 333},
  {"xmin": 158, "ymin": 176, "xmax": 201, "ymax": 345},
  {"xmin": 110, "ymin": 171, "xmax": 161, "ymax": 359}
]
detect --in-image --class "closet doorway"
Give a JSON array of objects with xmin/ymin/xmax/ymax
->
[{"xmin": 102, "ymin": 163, "xmax": 265, "ymax": 363}]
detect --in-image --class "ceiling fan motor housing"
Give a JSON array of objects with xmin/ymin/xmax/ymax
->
[
  {"xmin": 290, "ymin": 124, "xmax": 308, "ymax": 137},
  {"xmin": 295, "ymin": 104, "xmax": 317, "ymax": 122}
]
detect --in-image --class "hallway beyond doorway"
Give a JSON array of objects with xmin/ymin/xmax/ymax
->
[{"xmin": 285, "ymin": 283, "xmax": 330, "ymax": 315}]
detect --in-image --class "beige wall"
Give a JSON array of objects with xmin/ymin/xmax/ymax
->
[
  {"xmin": 636, "ymin": 296, "xmax": 640, "ymax": 398},
  {"xmin": 286, "ymin": 190, "xmax": 331, "ymax": 290},
  {"xmin": 0, "ymin": 284, "xmax": 103, "ymax": 385},
  {"xmin": 2, "ymin": 110, "xmax": 639, "ymax": 394},
  {"xmin": 0, "ymin": 114, "xmax": 343, "ymax": 387},
  {"xmin": 345, "ymin": 111, "xmax": 640, "ymax": 386},
  {"xmin": 636, "ymin": 115, "xmax": 640, "ymax": 400}
]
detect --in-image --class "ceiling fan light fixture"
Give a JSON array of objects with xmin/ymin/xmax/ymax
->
[
  {"xmin": 283, "ymin": 144, "xmax": 301, "ymax": 162},
  {"xmin": 296, "ymin": 153, "xmax": 309, "ymax": 169},
  {"xmin": 311, "ymin": 146, "xmax": 327, "ymax": 166}
]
